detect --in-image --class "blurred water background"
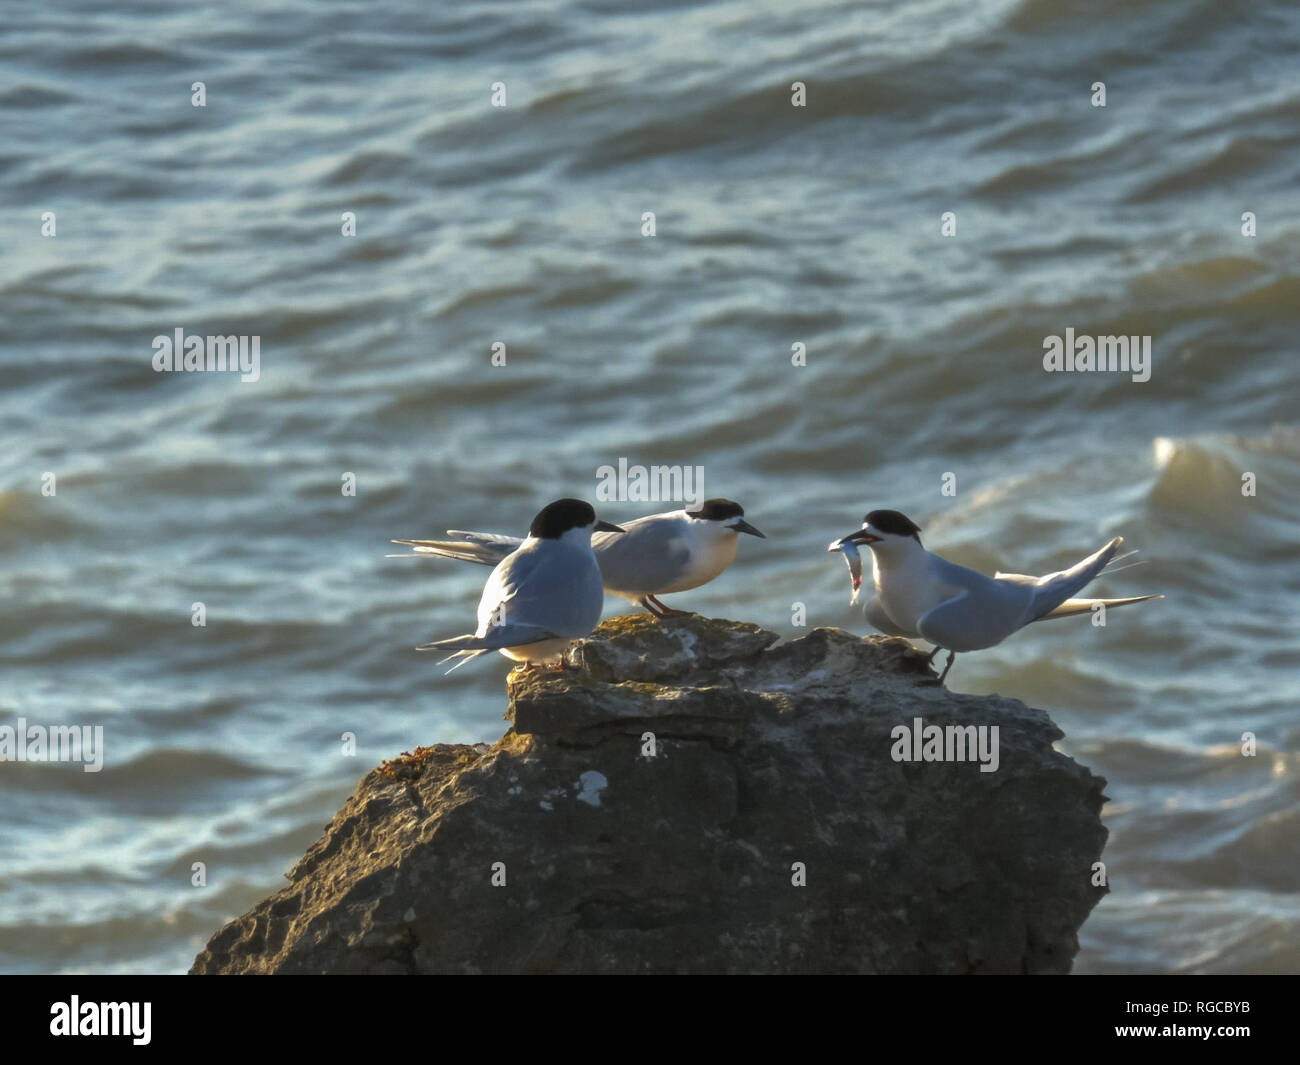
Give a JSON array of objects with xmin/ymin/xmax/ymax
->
[{"xmin": 1, "ymin": 0, "xmax": 1297, "ymax": 973}]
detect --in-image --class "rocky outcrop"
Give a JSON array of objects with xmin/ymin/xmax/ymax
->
[{"xmin": 191, "ymin": 615, "xmax": 1108, "ymax": 974}]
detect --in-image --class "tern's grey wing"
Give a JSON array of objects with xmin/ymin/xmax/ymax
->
[
  {"xmin": 860, "ymin": 596, "xmax": 917, "ymax": 637},
  {"xmin": 476, "ymin": 542, "xmax": 604, "ymax": 641},
  {"xmin": 914, "ymin": 588, "xmax": 1028, "ymax": 652},
  {"xmin": 993, "ymin": 537, "xmax": 1123, "ymax": 622},
  {"xmin": 591, "ymin": 515, "xmax": 692, "ymax": 594},
  {"xmin": 914, "ymin": 555, "xmax": 1037, "ymax": 651},
  {"xmin": 918, "ymin": 540, "xmax": 1124, "ymax": 650}
]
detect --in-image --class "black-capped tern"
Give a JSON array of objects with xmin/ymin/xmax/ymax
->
[
  {"xmin": 392, "ymin": 498, "xmax": 764, "ymax": 618},
  {"xmin": 415, "ymin": 499, "xmax": 624, "ymax": 672},
  {"xmin": 829, "ymin": 509, "xmax": 1162, "ymax": 685}
]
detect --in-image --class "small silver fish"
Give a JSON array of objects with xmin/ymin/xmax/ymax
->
[{"xmin": 827, "ymin": 535, "xmax": 863, "ymax": 605}]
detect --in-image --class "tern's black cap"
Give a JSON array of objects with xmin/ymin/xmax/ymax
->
[
  {"xmin": 686, "ymin": 498, "xmax": 745, "ymax": 520},
  {"xmin": 863, "ymin": 509, "xmax": 923, "ymax": 542},
  {"xmin": 530, "ymin": 498, "xmax": 597, "ymax": 539}
]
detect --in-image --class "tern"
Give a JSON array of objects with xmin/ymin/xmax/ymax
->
[
  {"xmin": 829, "ymin": 509, "xmax": 1162, "ymax": 685},
  {"xmin": 415, "ymin": 498, "xmax": 624, "ymax": 672},
  {"xmin": 391, "ymin": 498, "xmax": 764, "ymax": 618}
]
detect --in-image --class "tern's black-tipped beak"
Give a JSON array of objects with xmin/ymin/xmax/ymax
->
[
  {"xmin": 733, "ymin": 520, "xmax": 765, "ymax": 538},
  {"xmin": 595, "ymin": 520, "xmax": 625, "ymax": 534}
]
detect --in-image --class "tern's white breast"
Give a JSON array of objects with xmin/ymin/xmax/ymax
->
[
  {"xmin": 660, "ymin": 530, "xmax": 737, "ymax": 593},
  {"xmin": 872, "ymin": 548, "xmax": 949, "ymax": 631}
]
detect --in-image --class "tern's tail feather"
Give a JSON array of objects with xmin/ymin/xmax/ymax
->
[
  {"xmin": 417, "ymin": 623, "xmax": 559, "ymax": 655},
  {"xmin": 1103, "ymin": 548, "xmax": 1140, "ymax": 569},
  {"xmin": 436, "ymin": 649, "xmax": 489, "ymax": 673},
  {"xmin": 1099, "ymin": 547, "xmax": 1147, "ymax": 577},
  {"xmin": 389, "ymin": 531, "xmax": 520, "ymax": 567},
  {"xmin": 416, "ymin": 633, "xmax": 487, "ymax": 652},
  {"xmin": 416, "ymin": 634, "xmax": 494, "ymax": 676},
  {"xmin": 1034, "ymin": 594, "xmax": 1164, "ymax": 620}
]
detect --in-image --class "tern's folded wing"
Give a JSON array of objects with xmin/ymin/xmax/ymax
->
[
  {"xmin": 590, "ymin": 517, "xmax": 693, "ymax": 593},
  {"xmin": 476, "ymin": 543, "xmax": 604, "ymax": 640},
  {"xmin": 915, "ymin": 580, "xmax": 1035, "ymax": 652}
]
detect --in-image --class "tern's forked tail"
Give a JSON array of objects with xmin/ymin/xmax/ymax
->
[
  {"xmin": 388, "ymin": 531, "xmax": 520, "ymax": 566},
  {"xmin": 1034, "ymin": 593, "xmax": 1164, "ymax": 621}
]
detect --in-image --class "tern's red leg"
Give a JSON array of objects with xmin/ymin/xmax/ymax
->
[{"xmin": 646, "ymin": 594, "xmax": 690, "ymax": 618}]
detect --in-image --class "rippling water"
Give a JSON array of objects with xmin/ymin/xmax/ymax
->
[{"xmin": 1, "ymin": 0, "xmax": 1297, "ymax": 974}]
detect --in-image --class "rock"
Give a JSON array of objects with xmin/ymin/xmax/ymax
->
[{"xmin": 190, "ymin": 615, "xmax": 1109, "ymax": 975}]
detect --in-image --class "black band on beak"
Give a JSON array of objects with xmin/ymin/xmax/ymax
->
[
  {"xmin": 732, "ymin": 520, "xmax": 765, "ymax": 538},
  {"xmin": 595, "ymin": 520, "xmax": 625, "ymax": 534}
]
